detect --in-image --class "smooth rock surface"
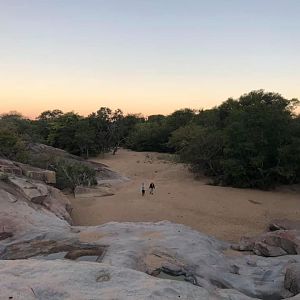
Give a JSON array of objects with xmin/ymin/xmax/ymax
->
[
  {"xmin": 0, "ymin": 259, "xmax": 256, "ymax": 300},
  {"xmin": 1, "ymin": 182, "xmax": 300, "ymax": 300},
  {"xmin": 1, "ymin": 155, "xmax": 300, "ymax": 299},
  {"xmin": 77, "ymin": 221, "xmax": 300, "ymax": 299},
  {"xmin": 0, "ymin": 179, "xmax": 72, "ymax": 246},
  {"xmin": 9, "ymin": 176, "xmax": 49, "ymax": 204}
]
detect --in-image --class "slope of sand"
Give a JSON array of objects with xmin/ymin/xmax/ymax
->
[{"xmin": 71, "ymin": 149, "xmax": 300, "ymax": 242}]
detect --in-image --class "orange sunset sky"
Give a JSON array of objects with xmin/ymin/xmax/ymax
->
[{"xmin": 1, "ymin": 1, "xmax": 299, "ymax": 118}]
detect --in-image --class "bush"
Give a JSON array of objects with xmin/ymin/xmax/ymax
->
[
  {"xmin": 0, "ymin": 172, "xmax": 9, "ymax": 183},
  {"xmin": 126, "ymin": 122, "xmax": 170, "ymax": 152},
  {"xmin": 0, "ymin": 128, "xmax": 28, "ymax": 162},
  {"xmin": 169, "ymin": 124, "xmax": 223, "ymax": 176},
  {"xmin": 171, "ymin": 90, "xmax": 300, "ymax": 188},
  {"xmin": 23, "ymin": 152, "xmax": 98, "ymax": 192},
  {"xmin": 51, "ymin": 159, "xmax": 97, "ymax": 192}
]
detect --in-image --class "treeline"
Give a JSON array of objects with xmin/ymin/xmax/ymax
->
[
  {"xmin": 128, "ymin": 90, "xmax": 300, "ymax": 188},
  {"xmin": 0, "ymin": 108, "xmax": 143, "ymax": 159},
  {"xmin": 1, "ymin": 90, "xmax": 300, "ymax": 189},
  {"xmin": 0, "ymin": 107, "xmax": 143, "ymax": 191}
]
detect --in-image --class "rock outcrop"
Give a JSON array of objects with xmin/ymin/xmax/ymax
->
[
  {"xmin": 233, "ymin": 219, "xmax": 300, "ymax": 257},
  {"xmin": 0, "ymin": 176, "xmax": 72, "ymax": 243},
  {"xmin": 1, "ymin": 209, "xmax": 300, "ymax": 299},
  {"xmin": 15, "ymin": 161, "xmax": 56, "ymax": 184},
  {"xmin": 0, "ymin": 155, "xmax": 300, "ymax": 299},
  {"xmin": 9, "ymin": 176, "xmax": 49, "ymax": 204},
  {"xmin": 0, "ymin": 259, "xmax": 259, "ymax": 300},
  {"xmin": 5, "ymin": 175, "xmax": 72, "ymax": 224},
  {"xmin": 27, "ymin": 143, "xmax": 124, "ymax": 183},
  {"xmin": 0, "ymin": 158, "xmax": 56, "ymax": 184},
  {"xmin": 233, "ymin": 230, "xmax": 300, "ymax": 256},
  {"xmin": 0, "ymin": 158, "xmax": 23, "ymax": 176}
]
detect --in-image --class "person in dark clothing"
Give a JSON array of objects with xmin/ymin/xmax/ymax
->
[
  {"xmin": 141, "ymin": 183, "xmax": 145, "ymax": 196},
  {"xmin": 149, "ymin": 182, "xmax": 155, "ymax": 195}
]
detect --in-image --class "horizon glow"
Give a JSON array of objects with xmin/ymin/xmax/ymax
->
[{"xmin": 0, "ymin": 0, "xmax": 299, "ymax": 118}]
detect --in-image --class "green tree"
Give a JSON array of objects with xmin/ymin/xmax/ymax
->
[
  {"xmin": 168, "ymin": 90, "xmax": 300, "ymax": 188},
  {"xmin": 74, "ymin": 118, "xmax": 97, "ymax": 158},
  {"xmin": 165, "ymin": 108, "xmax": 196, "ymax": 131},
  {"xmin": 35, "ymin": 109, "xmax": 64, "ymax": 142},
  {"xmin": 169, "ymin": 124, "xmax": 223, "ymax": 176},
  {"xmin": 88, "ymin": 107, "xmax": 113, "ymax": 154},
  {"xmin": 0, "ymin": 128, "xmax": 28, "ymax": 162},
  {"xmin": 51, "ymin": 159, "xmax": 97, "ymax": 192},
  {"xmin": 47, "ymin": 112, "xmax": 82, "ymax": 154},
  {"xmin": 220, "ymin": 90, "xmax": 297, "ymax": 187},
  {"xmin": 127, "ymin": 122, "xmax": 170, "ymax": 152}
]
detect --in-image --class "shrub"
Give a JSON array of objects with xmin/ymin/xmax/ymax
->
[
  {"xmin": 51, "ymin": 159, "xmax": 97, "ymax": 192},
  {"xmin": 0, "ymin": 172, "xmax": 9, "ymax": 183},
  {"xmin": 0, "ymin": 128, "xmax": 28, "ymax": 162},
  {"xmin": 170, "ymin": 90, "xmax": 300, "ymax": 188}
]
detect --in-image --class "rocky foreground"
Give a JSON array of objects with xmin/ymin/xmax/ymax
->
[{"xmin": 0, "ymin": 158, "xmax": 300, "ymax": 299}]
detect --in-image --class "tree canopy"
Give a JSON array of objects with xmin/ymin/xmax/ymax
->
[{"xmin": 1, "ymin": 90, "xmax": 299, "ymax": 189}]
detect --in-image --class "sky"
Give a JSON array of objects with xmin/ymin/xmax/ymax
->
[{"xmin": 0, "ymin": 0, "xmax": 299, "ymax": 118}]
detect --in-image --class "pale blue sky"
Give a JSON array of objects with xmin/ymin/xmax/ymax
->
[{"xmin": 0, "ymin": 0, "xmax": 299, "ymax": 117}]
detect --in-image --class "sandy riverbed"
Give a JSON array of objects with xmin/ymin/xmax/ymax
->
[{"xmin": 71, "ymin": 149, "xmax": 300, "ymax": 242}]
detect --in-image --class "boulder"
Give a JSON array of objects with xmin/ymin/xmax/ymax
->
[
  {"xmin": 270, "ymin": 219, "xmax": 300, "ymax": 231},
  {"xmin": 25, "ymin": 170, "xmax": 56, "ymax": 184},
  {"xmin": 253, "ymin": 241, "xmax": 288, "ymax": 256},
  {"xmin": 9, "ymin": 177, "xmax": 49, "ymax": 204},
  {"xmin": 234, "ymin": 229, "xmax": 300, "ymax": 256},
  {"xmin": 15, "ymin": 162, "xmax": 56, "ymax": 184},
  {"xmin": 43, "ymin": 170, "xmax": 56, "ymax": 184},
  {"xmin": 285, "ymin": 263, "xmax": 300, "ymax": 295},
  {"xmin": 0, "ymin": 159, "xmax": 56, "ymax": 184},
  {"xmin": 0, "ymin": 158, "xmax": 22, "ymax": 176},
  {"xmin": 43, "ymin": 186, "xmax": 73, "ymax": 224},
  {"xmin": 0, "ymin": 179, "xmax": 71, "ymax": 245}
]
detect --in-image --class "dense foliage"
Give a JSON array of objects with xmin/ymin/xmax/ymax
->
[
  {"xmin": 35, "ymin": 108, "xmax": 144, "ymax": 157},
  {"xmin": 0, "ymin": 111, "xmax": 99, "ymax": 191},
  {"xmin": 51, "ymin": 159, "xmax": 97, "ymax": 192},
  {"xmin": 168, "ymin": 91, "xmax": 300, "ymax": 188},
  {"xmin": 1, "ymin": 90, "xmax": 299, "ymax": 189},
  {"xmin": 0, "ymin": 113, "xmax": 29, "ymax": 162}
]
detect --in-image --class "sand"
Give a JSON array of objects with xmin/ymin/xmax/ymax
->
[{"xmin": 70, "ymin": 149, "xmax": 300, "ymax": 242}]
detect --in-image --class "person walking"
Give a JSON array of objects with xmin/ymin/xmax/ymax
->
[
  {"xmin": 149, "ymin": 182, "xmax": 155, "ymax": 195},
  {"xmin": 141, "ymin": 183, "xmax": 145, "ymax": 196}
]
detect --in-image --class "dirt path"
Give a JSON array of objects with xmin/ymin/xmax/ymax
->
[{"xmin": 70, "ymin": 149, "xmax": 300, "ymax": 242}]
